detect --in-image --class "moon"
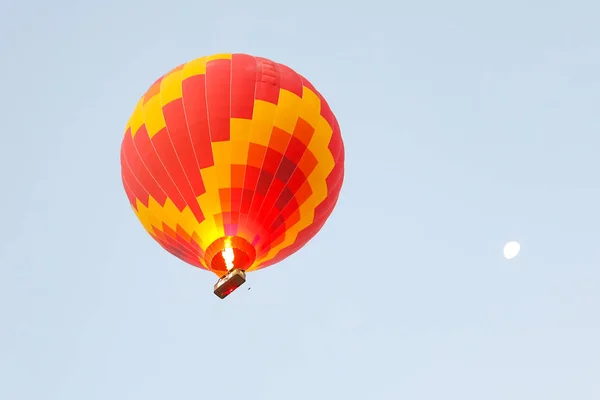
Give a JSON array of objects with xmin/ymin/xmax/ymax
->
[{"xmin": 503, "ymin": 241, "xmax": 520, "ymax": 260}]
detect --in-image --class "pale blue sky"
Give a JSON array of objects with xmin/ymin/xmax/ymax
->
[{"xmin": 1, "ymin": 1, "xmax": 599, "ymax": 399}]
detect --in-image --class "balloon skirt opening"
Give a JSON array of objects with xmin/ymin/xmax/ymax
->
[{"xmin": 204, "ymin": 236, "xmax": 256, "ymax": 275}]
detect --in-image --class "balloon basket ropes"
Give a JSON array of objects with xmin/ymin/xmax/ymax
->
[{"xmin": 213, "ymin": 268, "xmax": 247, "ymax": 299}]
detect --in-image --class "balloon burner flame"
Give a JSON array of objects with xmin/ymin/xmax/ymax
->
[{"xmin": 221, "ymin": 237, "xmax": 235, "ymax": 271}]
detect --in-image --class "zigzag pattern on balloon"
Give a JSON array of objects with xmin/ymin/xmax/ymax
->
[{"xmin": 120, "ymin": 53, "xmax": 344, "ymax": 276}]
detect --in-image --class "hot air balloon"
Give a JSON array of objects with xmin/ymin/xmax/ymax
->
[{"xmin": 120, "ymin": 53, "xmax": 345, "ymax": 298}]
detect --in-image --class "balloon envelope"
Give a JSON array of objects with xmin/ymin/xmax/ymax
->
[{"xmin": 120, "ymin": 53, "xmax": 344, "ymax": 276}]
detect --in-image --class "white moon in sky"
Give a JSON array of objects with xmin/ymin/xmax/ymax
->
[{"xmin": 503, "ymin": 241, "xmax": 520, "ymax": 260}]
